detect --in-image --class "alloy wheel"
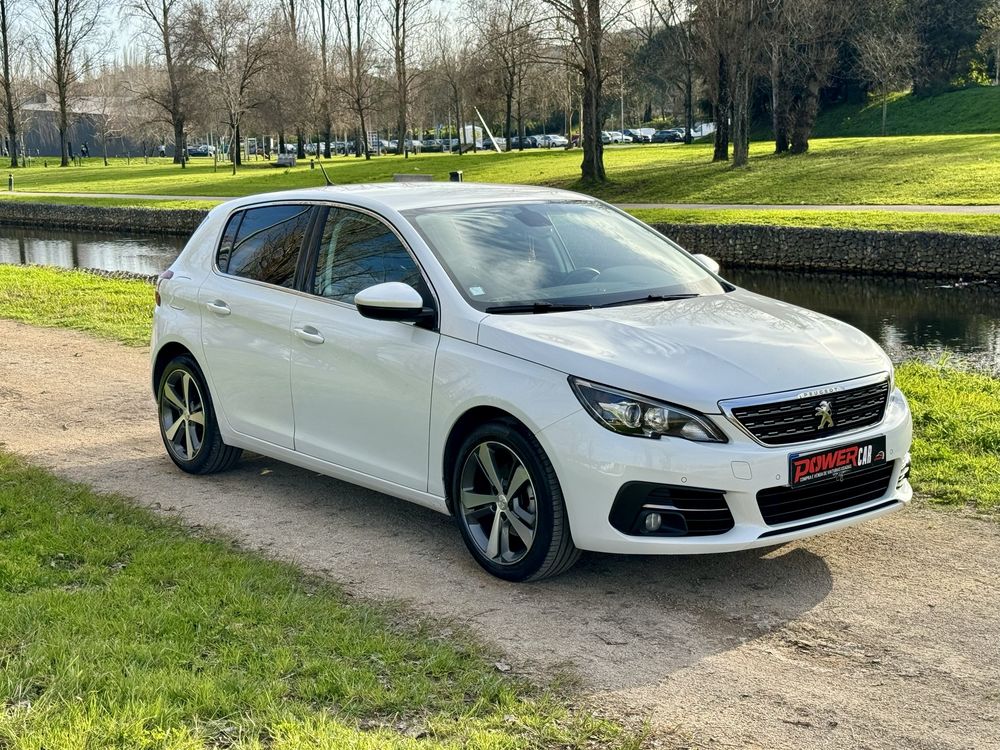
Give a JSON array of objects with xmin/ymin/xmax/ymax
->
[
  {"xmin": 459, "ymin": 441, "xmax": 538, "ymax": 565},
  {"xmin": 160, "ymin": 369, "xmax": 206, "ymax": 461}
]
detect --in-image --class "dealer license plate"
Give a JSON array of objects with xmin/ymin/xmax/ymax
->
[{"xmin": 789, "ymin": 436, "xmax": 887, "ymax": 486}]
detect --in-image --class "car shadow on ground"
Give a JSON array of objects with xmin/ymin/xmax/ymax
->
[{"xmin": 146, "ymin": 451, "xmax": 836, "ymax": 693}]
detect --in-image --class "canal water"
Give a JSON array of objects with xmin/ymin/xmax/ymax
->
[{"xmin": 2, "ymin": 225, "xmax": 998, "ymax": 373}]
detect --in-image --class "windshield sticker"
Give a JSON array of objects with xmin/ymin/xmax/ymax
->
[{"xmin": 469, "ymin": 286, "xmax": 485, "ymax": 296}]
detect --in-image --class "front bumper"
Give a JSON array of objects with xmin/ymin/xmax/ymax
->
[{"xmin": 537, "ymin": 389, "xmax": 913, "ymax": 554}]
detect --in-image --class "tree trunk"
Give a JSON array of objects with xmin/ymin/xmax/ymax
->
[
  {"xmin": 770, "ymin": 48, "xmax": 788, "ymax": 154},
  {"xmin": 881, "ymin": 91, "xmax": 888, "ymax": 136},
  {"xmin": 58, "ymin": 87, "xmax": 69, "ymax": 167},
  {"xmin": 172, "ymin": 118, "xmax": 185, "ymax": 165},
  {"xmin": 504, "ymin": 82, "xmax": 514, "ymax": 151},
  {"xmin": 234, "ymin": 122, "xmax": 242, "ymax": 168},
  {"xmin": 789, "ymin": 75, "xmax": 821, "ymax": 155},
  {"xmin": 296, "ymin": 127, "xmax": 306, "ymax": 159},
  {"xmin": 712, "ymin": 53, "xmax": 729, "ymax": 163},
  {"xmin": 0, "ymin": 0, "xmax": 17, "ymax": 169},
  {"xmin": 580, "ymin": 52, "xmax": 605, "ymax": 181},
  {"xmin": 684, "ymin": 64, "xmax": 694, "ymax": 144}
]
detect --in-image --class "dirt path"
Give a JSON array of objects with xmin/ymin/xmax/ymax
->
[{"xmin": 2, "ymin": 319, "xmax": 998, "ymax": 749}]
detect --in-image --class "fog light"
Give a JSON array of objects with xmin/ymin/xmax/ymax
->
[
  {"xmin": 643, "ymin": 512, "xmax": 663, "ymax": 533},
  {"xmin": 896, "ymin": 460, "xmax": 911, "ymax": 490}
]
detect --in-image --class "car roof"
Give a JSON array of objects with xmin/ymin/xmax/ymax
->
[{"xmin": 217, "ymin": 182, "xmax": 599, "ymax": 213}]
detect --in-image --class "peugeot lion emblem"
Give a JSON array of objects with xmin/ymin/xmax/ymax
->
[{"xmin": 815, "ymin": 400, "xmax": 835, "ymax": 429}]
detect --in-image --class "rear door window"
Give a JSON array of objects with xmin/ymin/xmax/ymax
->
[{"xmin": 218, "ymin": 205, "xmax": 313, "ymax": 288}]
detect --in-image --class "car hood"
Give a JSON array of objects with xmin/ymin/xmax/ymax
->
[{"xmin": 476, "ymin": 289, "xmax": 891, "ymax": 413}]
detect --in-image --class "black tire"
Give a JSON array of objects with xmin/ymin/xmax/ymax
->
[
  {"xmin": 452, "ymin": 419, "xmax": 580, "ymax": 582},
  {"xmin": 157, "ymin": 354, "xmax": 242, "ymax": 475}
]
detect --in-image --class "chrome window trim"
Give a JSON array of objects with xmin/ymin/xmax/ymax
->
[{"xmin": 718, "ymin": 371, "xmax": 892, "ymax": 448}]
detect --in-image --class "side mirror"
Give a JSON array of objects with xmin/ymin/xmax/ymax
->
[
  {"xmin": 354, "ymin": 282, "xmax": 435, "ymax": 325},
  {"xmin": 693, "ymin": 253, "xmax": 721, "ymax": 275}
]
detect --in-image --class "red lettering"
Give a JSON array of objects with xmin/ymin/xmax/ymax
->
[
  {"xmin": 845, "ymin": 446, "xmax": 859, "ymax": 467},
  {"xmin": 793, "ymin": 459, "xmax": 810, "ymax": 482}
]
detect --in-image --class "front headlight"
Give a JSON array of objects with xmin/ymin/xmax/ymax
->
[{"xmin": 569, "ymin": 378, "xmax": 727, "ymax": 442}]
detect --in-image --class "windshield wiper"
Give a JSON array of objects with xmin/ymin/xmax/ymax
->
[
  {"xmin": 597, "ymin": 293, "xmax": 701, "ymax": 309},
  {"xmin": 484, "ymin": 302, "xmax": 594, "ymax": 314}
]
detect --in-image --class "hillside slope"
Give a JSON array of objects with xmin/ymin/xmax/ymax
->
[{"xmin": 813, "ymin": 86, "xmax": 1000, "ymax": 138}]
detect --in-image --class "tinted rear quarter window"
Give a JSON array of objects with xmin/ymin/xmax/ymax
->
[{"xmin": 219, "ymin": 205, "xmax": 312, "ymax": 288}]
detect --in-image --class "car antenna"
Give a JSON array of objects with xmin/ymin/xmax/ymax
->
[{"xmin": 318, "ymin": 162, "xmax": 334, "ymax": 187}]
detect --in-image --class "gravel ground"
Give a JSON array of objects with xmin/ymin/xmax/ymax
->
[{"xmin": 1, "ymin": 318, "xmax": 998, "ymax": 749}]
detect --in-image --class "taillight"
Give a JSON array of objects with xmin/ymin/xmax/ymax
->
[{"xmin": 155, "ymin": 269, "xmax": 174, "ymax": 306}]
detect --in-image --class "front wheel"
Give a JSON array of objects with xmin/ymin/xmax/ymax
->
[
  {"xmin": 452, "ymin": 420, "xmax": 579, "ymax": 581},
  {"xmin": 157, "ymin": 355, "xmax": 242, "ymax": 474}
]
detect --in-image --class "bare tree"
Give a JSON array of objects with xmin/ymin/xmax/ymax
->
[
  {"xmin": 383, "ymin": 0, "xmax": 429, "ymax": 154},
  {"xmin": 767, "ymin": 0, "xmax": 853, "ymax": 154},
  {"xmin": 84, "ymin": 68, "xmax": 128, "ymax": 165},
  {"xmin": 33, "ymin": 0, "xmax": 107, "ymax": 166},
  {"xmin": 317, "ymin": 0, "xmax": 333, "ymax": 157},
  {"xmin": 336, "ymin": 0, "xmax": 380, "ymax": 158},
  {"xmin": 479, "ymin": 0, "xmax": 537, "ymax": 151},
  {"xmin": 856, "ymin": 12, "xmax": 917, "ymax": 135},
  {"xmin": 541, "ymin": 0, "xmax": 620, "ymax": 181},
  {"xmin": 127, "ymin": 0, "xmax": 195, "ymax": 163},
  {"xmin": 645, "ymin": 0, "xmax": 697, "ymax": 143},
  {"xmin": 0, "ymin": 0, "xmax": 22, "ymax": 167},
  {"xmin": 188, "ymin": 0, "xmax": 273, "ymax": 174}
]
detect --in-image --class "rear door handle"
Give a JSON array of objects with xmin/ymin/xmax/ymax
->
[
  {"xmin": 294, "ymin": 326, "xmax": 325, "ymax": 344},
  {"xmin": 206, "ymin": 300, "xmax": 231, "ymax": 316}
]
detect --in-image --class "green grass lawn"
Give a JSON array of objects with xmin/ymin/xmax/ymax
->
[
  {"xmin": 0, "ymin": 265, "xmax": 154, "ymax": 345},
  {"xmin": 7, "ymin": 134, "xmax": 1000, "ymax": 206},
  {"xmin": 1, "ymin": 265, "xmax": 996, "ymax": 513},
  {"xmin": 0, "ymin": 193, "xmax": 220, "ymax": 210},
  {"xmin": 630, "ymin": 208, "xmax": 1000, "ymax": 235},
  {"xmin": 814, "ymin": 86, "xmax": 1000, "ymax": 138},
  {"xmin": 0, "ymin": 451, "xmax": 637, "ymax": 749}
]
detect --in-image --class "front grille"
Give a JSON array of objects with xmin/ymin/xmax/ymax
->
[
  {"xmin": 728, "ymin": 378, "xmax": 890, "ymax": 446},
  {"xmin": 757, "ymin": 461, "xmax": 895, "ymax": 526},
  {"xmin": 610, "ymin": 483, "xmax": 734, "ymax": 536}
]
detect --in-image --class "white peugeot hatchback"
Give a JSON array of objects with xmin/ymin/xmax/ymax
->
[{"xmin": 152, "ymin": 184, "xmax": 913, "ymax": 581}]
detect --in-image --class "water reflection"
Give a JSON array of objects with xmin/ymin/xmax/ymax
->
[
  {"xmin": 0, "ymin": 226, "xmax": 998, "ymax": 373},
  {"xmin": 0, "ymin": 227, "xmax": 185, "ymax": 277},
  {"xmin": 728, "ymin": 268, "xmax": 1000, "ymax": 374}
]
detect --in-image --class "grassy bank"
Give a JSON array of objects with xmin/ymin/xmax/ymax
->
[
  {"xmin": 6, "ymin": 135, "xmax": 1000, "ymax": 206},
  {"xmin": 0, "ymin": 265, "xmax": 154, "ymax": 345},
  {"xmin": 814, "ymin": 86, "xmax": 1000, "ymax": 138},
  {"xmin": 896, "ymin": 361, "xmax": 1000, "ymax": 512},
  {"xmin": 0, "ymin": 452, "xmax": 635, "ymax": 748},
  {"xmin": 630, "ymin": 208, "xmax": 1000, "ymax": 235},
  {"xmin": 0, "ymin": 265, "xmax": 996, "ymax": 513}
]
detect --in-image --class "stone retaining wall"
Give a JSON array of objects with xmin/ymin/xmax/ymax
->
[
  {"xmin": 652, "ymin": 222, "xmax": 1000, "ymax": 280},
  {"xmin": 0, "ymin": 201, "xmax": 207, "ymax": 236},
  {"xmin": 2, "ymin": 202, "xmax": 998, "ymax": 280}
]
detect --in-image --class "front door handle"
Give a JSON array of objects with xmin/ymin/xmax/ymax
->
[
  {"xmin": 206, "ymin": 300, "xmax": 231, "ymax": 316},
  {"xmin": 294, "ymin": 326, "xmax": 325, "ymax": 345}
]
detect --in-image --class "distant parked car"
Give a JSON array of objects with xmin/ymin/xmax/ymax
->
[
  {"xmin": 186, "ymin": 144, "xmax": 216, "ymax": 157},
  {"xmin": 626, "ymin": 128, "xmax": 655, "ymax": 143},
  {"xmin": 536, "ymin": 134, "xmax": 569, "ymax": 148},
  {"xmin": 652, "ymin": 130, "xmax": 683, "ymax": 143},
  {"xmin": 482, "ymin": 136, "xmax": 507, "ymax": 150}
]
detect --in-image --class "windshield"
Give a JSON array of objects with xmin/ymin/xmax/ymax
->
[{"xmin": 403, "ymin": 201, "xmax": 728, "ymax": 312}]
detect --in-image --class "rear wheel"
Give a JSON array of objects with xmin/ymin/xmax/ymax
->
[
  {"xmin": 453, "ymin": 419, "xmax": 579, "ymax": 581},
  {"xmin": 157, "ymin": 355, "xmax": 241, "ymax": 474}
]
